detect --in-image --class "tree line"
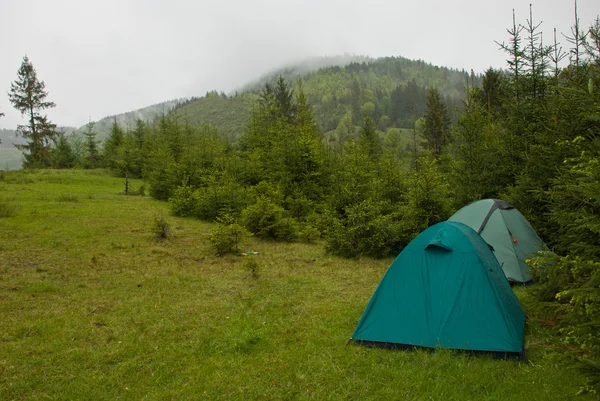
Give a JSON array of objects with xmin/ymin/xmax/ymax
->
[{"xmin": 3, "ymin": 5, "xmax": 600, "ymax": 393}]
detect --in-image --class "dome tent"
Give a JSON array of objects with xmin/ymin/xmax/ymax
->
[
  {"xmin": 351, "ymin": 221, "xmax": 526, "ymax": 357},
  {"xmin": 448, "ymin": 199, "xmax": 547, "ymax": 283}
]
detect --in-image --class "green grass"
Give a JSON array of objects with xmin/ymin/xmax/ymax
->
[{"xmin": 0, "ymin": 169, "xmax": 593, "ymax": 400}]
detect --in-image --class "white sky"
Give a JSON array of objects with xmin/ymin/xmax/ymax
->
[{"xmin": 0, "ymin": 0, "xmax": 598, "ymax": 129}]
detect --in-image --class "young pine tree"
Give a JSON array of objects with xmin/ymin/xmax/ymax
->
[
  {"xmin": 357, "ymin": 116, "xmax": 382, "ymax": 162},
  {"xmin": 103, "ymin": 117, "xmax": 125, "ymax": 170},
  {"xmin": 51, "ymin": 132, "xmax": 75, "ymax": 169},
  {"xmin": 83, "ymin": 120, "xmax": 100, "ymax": 169}
]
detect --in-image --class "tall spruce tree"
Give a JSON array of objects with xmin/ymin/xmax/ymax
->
[
  {"xmin": 421, "ymin": 88, "xmax": 450, "ymax": 156},
  {"xmin": 8, "ymin": 55, "xmax": 57, "ymax": 168},
  {"xmin": 480, "ymin": 68, "xmax": 509, "ymax": 117},
  {"xmin": 497, "ymin": 10, "xmax": 525, "ymax": 108}
]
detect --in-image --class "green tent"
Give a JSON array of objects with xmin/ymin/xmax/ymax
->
[
  {"xmin": 448, "ymin": 199, "xmax": 547, "ymax": 283},
  {"xmin": 351, "ymin": 221, "xmax": 526, "ymax": 356}
]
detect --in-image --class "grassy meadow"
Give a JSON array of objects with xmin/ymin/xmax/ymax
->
[{"xmin": 0, "ymin": 169, "xmax": 592, "ymax": 400}]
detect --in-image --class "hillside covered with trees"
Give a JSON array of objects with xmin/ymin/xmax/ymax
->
[{"xmin": 174, "ymin": 55, "xmax": 470, "ymax": 141}]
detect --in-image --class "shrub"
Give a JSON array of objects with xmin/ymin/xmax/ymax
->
[
  {"xmin": 196, "ymin": 181, "xmax": 250, "ymax": 221},
  {"xmin": 0, "ymin": 197, "xmax": 17, "ymax": 218},
  {"xmin": 242, "ymin": 257, "xmax": 260, "ymax": 279},
  {"xmin": 269, "ymin": 216, "xmax": 298, "ymax": 242},
  {"xmin": 299, "ymin": 223, "xmax": 321, "ymax": 242},
  {"xmin": 324, "ymin": 199, "xmax": 406, "ymax": 258},
  {"xmin": 151, "ymin": 215, "xmax": 171, "ymax": 240},
  {"xmin": 209, "ymin": 219, "xmax": 248, "ymax": 256},
  {"xmin": 530, "ymin": 253, "xmax": 600, "ymax": 393},
  {"xmin": 169, "ymin": 183, "xmax": 200, "ymax": 217},
  {"xmin": 285, "ymin": 193, "xmax": 315, "ymax": 220},
  {"xmin": 241, "ymin": 198, "xmax": 297, "ymax": 241}
]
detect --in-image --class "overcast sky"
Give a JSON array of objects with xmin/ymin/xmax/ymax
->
[{"xmin": 1, "ymin": 0, "xmax": 598, "ymax": 129}]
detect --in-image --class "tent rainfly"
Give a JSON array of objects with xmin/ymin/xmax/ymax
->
[{"xmin": 351, "ymin": 221, "xmax": 526, "ymax": 357}]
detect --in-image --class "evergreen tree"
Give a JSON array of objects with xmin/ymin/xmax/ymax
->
[
  {"xmin": 51, "ymin": 132, "xmax": 75, "ymax": 169},
  {"xmin": 406, "ymin": 155, "xmax": 452, "ymax": 232},
  {"xmin": 357, "ymin": 116, "xmax": 381, "ymax": 161},
  {"xmin": 584, "ymin": 17, "xmax": 600, "ymax": 66},
  {"xmin": 103, "ymin": 117, "xmax": 124, "ymax": 170},
  {"xmin": 350, "ymin": 78, "xmax": 362, "ymax": 125},
  {"xmin": 421, "ymin": 88, "xmax": 451, "ymax": 156},
  {"xmin": 564, "ymin": 0, "xmax": 587, "ymax": 74},
  {"xmin": 497, "ymin": 10, "xmax": 525, "ymax": 108},
  {"xmin": 67, "ymin": 133, "xmax": 87, "ymax": 168},
  {"xmin": 83, "ymin": 120, "xmax": 100, "ymax": 169},
  {"xmin": 480, "ymin": 68, "xmax": 509, "ymax": 117},
  {"xmin": 451, "ymin": 84, "xmax": 498, "ymax": 205},
  {"xmin": 522, "ymin": 4, "xmax": 551, "ymax": 99},
  {"xmin": 8, "ymin": 55, "xmax": 58, "ymax": 168},
  {"xmin": 130, "ymin": 118, "xmax": 149, "ymax": 177},
  {"xmin": 115, "ymin": 132, "xmax": 139, "ymax": 193},
  {"xmin": 273, "ymin": 76, "xmax": 296, "ymax": 122}
]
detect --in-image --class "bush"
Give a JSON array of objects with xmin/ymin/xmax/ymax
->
[
  {"xmin": 530, "ymin": 252, "xmax": 600, "ymax": 393},
  {"xmin": 269, "ymin": 216, "xmax": 298, "ymax": 242},
  {"xmin": 526, "ymin": 135, "xmax": 600, "ymax": 394},
  {"xmin": 241, "ymin": 198, "xmax": 298, "ymax": 241},
  {"xmin": 324, "ymin": 199, "xmax": 407, "ymax": 258},
  {"xmin": 242, "ymin": 257, "xmax": 260, "ymax": 279},
  {"xmin": 151, "ymin": 215, "xmax": 171, "ymax": 240},
  {"xmin": 169, "ymin": 183, "xmax": 200, "ymax": 217},
  {"xmin": 285, "ymin": 193, "xmax": 315, "ymax": 220},
  {"xmin": 195, "ymin": 181, "xmax": 250, "ymax": 221},
  {"xmin": 299, "ymin": 223, "xmax": 321, "ymax": 242},
  {"xmin": 0, "ymin": 197, "xmax": 17, "ymax": 218},
  {"xmin": 209, "ymin": 219, "xmax": 248, "ymax": 256}
]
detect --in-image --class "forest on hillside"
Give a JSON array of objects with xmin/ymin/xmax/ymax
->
[
  {"xmin": 173, "ymin": 55, "xmax": 469, "ymax": 140},
  {"xmin": 2, "ymin": 5, "xmax": 600, "ymax": 395}
]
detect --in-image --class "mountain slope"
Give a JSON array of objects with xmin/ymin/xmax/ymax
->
[
  {"xmin": 173, "ymin": 55, "xmax": 474, "ymax": 138},
  {"xmin": 173, "ymin": 93, "xmax": 257, "ymax": 140},
  {"xmin": 77, "ymin": 99, "xmax": 185, "ymax": 141}
]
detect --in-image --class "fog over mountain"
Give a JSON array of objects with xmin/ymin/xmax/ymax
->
[{"xmin": 0, "ymin": 0, "xmax": 598, "ymax": 129}]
